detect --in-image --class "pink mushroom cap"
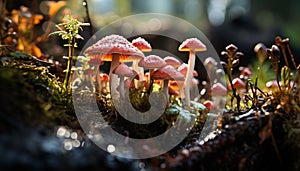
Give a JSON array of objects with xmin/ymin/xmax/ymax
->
[
  {"xmin": 138, "ymin": 55, "xmax": 167, "ymax": 69},
  {"xmin": 164, "ymin": 56, "xmax": 182, "ymax": 68},
  {"xmin": 178, "ymin": 38, "xmax": 207, "ymax": 52},
  {"xmin": 131, "ymin": 37, "xmax": 152, "ymax": 52}
]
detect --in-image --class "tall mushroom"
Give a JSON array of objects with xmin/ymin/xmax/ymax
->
[
  {"xmin": 113, "ymin": 63, "xmax": 135, "ymax": 100},
  {"xmin": 131, "ymin": 37, "xmax": 152, "ymax": 87},
  {"xmin": 178, "ymin": 38, "xmax": 207, "ymax": 107},
  {"xmin": 152, "ymin": 65, "xmax": 185, "ymax": 101}
]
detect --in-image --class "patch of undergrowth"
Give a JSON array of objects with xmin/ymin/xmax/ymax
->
[{"xmin": 0, "ymin": 56, "xmax": 79, "ymax": 129}]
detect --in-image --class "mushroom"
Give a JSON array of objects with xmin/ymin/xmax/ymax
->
[
  {"xmin": 99, "ymin": 73, "xmax": 109, "ymax": 94},
  {"xmin": 138, "ymin": 55, "xmax": 167, "ymax": 90},
  {"xmin": 164, "ymin": 56, "xmax": 182, "ymax": 68},
  {"xmin": 84, "ymin": 35, "xmax": 144, "ymax": 92},
  {"xmin": 168, "ymin": 86, "xmax": 180, "ymax": 97},
  {"xmin": 179, "ymin": 38, "xmax": 207, "ymax": 107},
  {"xmin": 229, "ymin": 78, "xmax": 246, "ymax": 93},
  {"xmin": 84, "ymin": 34, "xmax": 144, "ymax": 75},
  {"xmin": 178, "ymin": 63, "xmax": 198, "ymax": 77},
  {"xmin": 209, "ymin": 83, "xmax": 227, "ymax": 112},
  {"xmin": 131, "ymin": 37, "xmax": 152, "ymax": 87},
  {"xmin": 86, "ymin": 53, "xmax": 104, "ymax": 93},
  {"xmin": 170, "ymin": 78, "xmax": 199, "ymax": 100},
  {"xmin": 203, "ymin": 100, "xmax": 214, "ymax": 111},
  {"xmin": 152, "ymin": 65, "xmax": 185, "ymax": 101},
  {"xmin": 113, "ymin": 63, "xmax": 135, "ymax": 100}
]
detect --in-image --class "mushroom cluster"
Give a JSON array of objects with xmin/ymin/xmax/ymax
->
[{"xmin": 83, "ymin": 34, "xmax": 210, "ymax": 110}]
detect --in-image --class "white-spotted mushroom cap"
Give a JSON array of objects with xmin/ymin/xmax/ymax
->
[
  {"xmin": 210, "ymin": 83, "xmax": 227, "ymax": 96},
  {"xmin": 164, "ymin": 56, "xmax": 182, "ymax": 68},
  {"xmin": 178, "ymin": 63, "xmax": 198, "ymax": 77},
  {"xmin": 132, "ymin": 37, "xmax": 152, "ymax": 52},
  {"xmin": 84, "ymin": 34, "xmax": 145, "ymax": 62},
  {"xmin": 152, "ymin": 65, "xmax": 185, "ymax": 81},
  {"xmin": 230, "ymin": 78, "xmax": 246, "ymax": 90},
  {"xmin": 112, "ymin": 63, "xmax": 135, "ymax": 78},
  {"xmin": 138, "ymin": 55, "xmax": 167, "ymax": 69},
  {"xmin": 178, "ymin": 38, "xmax": 207, "ymax": 52}
]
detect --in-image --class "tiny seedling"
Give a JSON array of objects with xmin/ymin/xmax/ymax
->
[{"xmin": 48, "ymin": 15, "xmax": 89, "ymax": 91}]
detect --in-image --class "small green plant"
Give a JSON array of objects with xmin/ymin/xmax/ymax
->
[{"xmin": 48, "ymin": 15, "xmax": 89, "ymax": 91}]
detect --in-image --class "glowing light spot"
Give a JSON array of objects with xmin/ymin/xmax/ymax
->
[
  {"xmin": 121, "ymin": 22, "xmax": 133, "ymax": 36},
  {"xmin": 148, "ymin": 18, "xmax": 161, "ymax": 31},
  {"xmin": 139, "ymin": 162, "xmax": 145, "ymax": 168},
  {"xmin": 107, "ymin": 144, "xmax": 116, "ymax": 153},
  {"xmin": 70, "ymin": 132, "xmax": 78, "ymax": 139},
  {"xmin": 72, "ymin": 140, "xmax": 81, "ymax": 148},
  {"xmin": 56, "ymin": 127, "xmax": 66, "ymax": 137},
  {"xmin": 200, "ymin": 88, "xmax": 206, "ymax": 95},
  {"xmin": 64, "ymin": 130, "xmax": 70, "ymax": 138},
  {"xmin": 208, "ymin": 9, "xmax": 225, "ymax": 26},
  {"xmin": 64, "ymin": 140, "xmax": 73, "ymax": 150}
]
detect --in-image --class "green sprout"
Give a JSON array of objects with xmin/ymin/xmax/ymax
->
[{"xmin": 48, "ymin": 15, "xmax": 89, "ymax": 91}]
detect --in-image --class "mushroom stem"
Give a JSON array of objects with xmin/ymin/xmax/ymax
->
[
  {"xmin": 95, "ymin": 65, "xmax": 101, "ymax": 93},
  {"xmin": 163, "ymin": 79, "xmax": 169, "ymax": 100},
  {"xmin": 183, "ymin": 50, "xmax": 196, "ymax": 107},
  {"xmin": 119, "ymin": 75, "xmax": 125, "ymax": 100},
  {"xmin": 110, "ymin": 54, "xmax": 120, "ymax": 75},
  {"xmin": 132, "ymin": 60, "xmax": 144, "ymax": 88},
  {"xmin": 109, "ymin": 54, "xmax": 120, "ymax": 93},
  {"xmin": 149, "ymin": 69, "xmax": 154, "ymax": 84}
]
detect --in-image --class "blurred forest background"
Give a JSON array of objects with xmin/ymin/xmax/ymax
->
[{"xmin": 4, "ymin": 0, "xmax": 300, "ymax": 66}]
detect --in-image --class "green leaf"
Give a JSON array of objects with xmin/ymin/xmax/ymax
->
[
  {"xmin": 48, "ymin": 31, "xmax": 66, "ymax": 38},
  {"xmin": 165, "ymin": 105, "xmax": 179, "ymax": 115},
  {"xmin": 172, "ymin": 104, "xmax": 195, "ymax": 122},
  {"xmin": 190, "ymin": 101, "xmax": 207, "ymax": 111}
]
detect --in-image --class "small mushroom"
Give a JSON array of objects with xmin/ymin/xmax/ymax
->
[
  {"xmin": 209, "ymin": 83, "xmax": 227, "ymax": 112},
  {"xmin": 132, "ymin": 37, "xmax": 152, "ymax": 87},
  {"xmin": 168, "ymin": 86, "xmax": 180, "ymax": 97},
  {"xmin": 152, "ymin": 65, "xmax": 185, "ymax": 101},
  {"xmin": 203, "ymin": 100, "xmax": 215, "ymax": 111},
  {"xmin": 178, "ymin": 63, "xmax": 199, "ymax": 77},
  {"xmin": 99, "ymin": 73, "xmax": 109, "ymax": 94},
  {"xmin": 179, "ymin": 38, "xmax": 207, "ymax": 107},
  {"xmin": 229, "ymin": 78, "xmax": 246, "ymax": 93},
  {"xmin": 138, "ymin": 55, "xmax": 167, "ymax": 89},
  {"xmin": 164, "ymin": 56, "xmax": 182, "ymax": 68},
  {"xmin": 113, "ymin": 63, "xmax": 135, "ymax": 100}
]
